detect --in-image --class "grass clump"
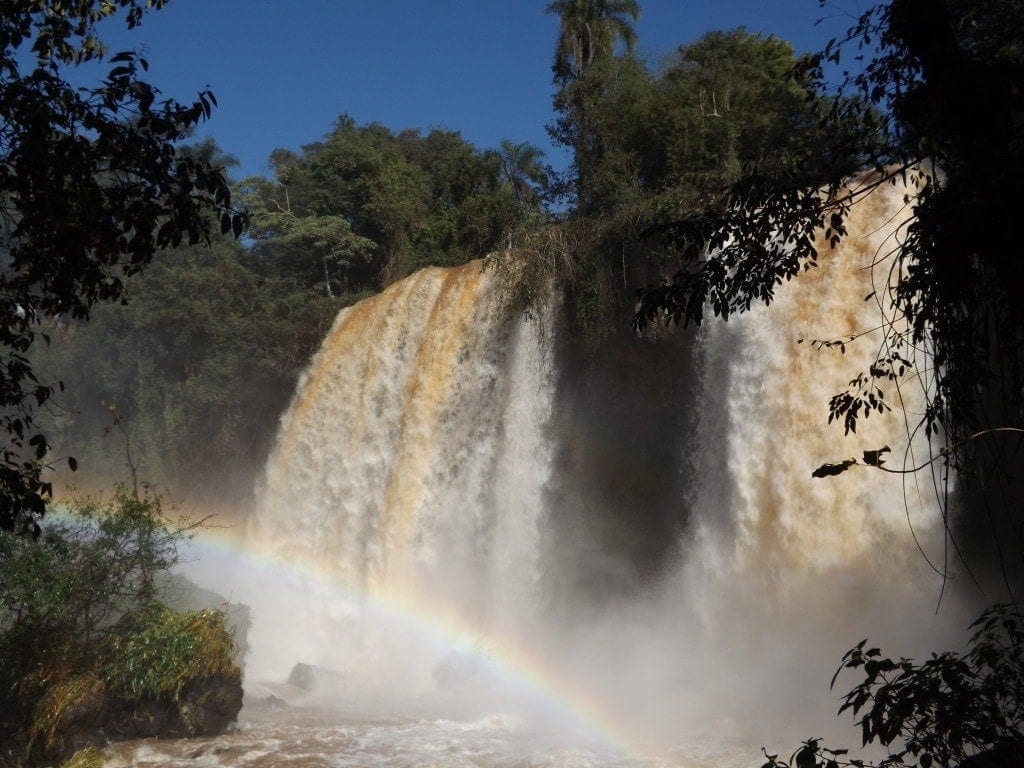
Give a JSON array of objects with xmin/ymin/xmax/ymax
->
[
  {"xmin": 58, "ymin": 746, "xmax": 106, "ymax": 768},
  {"xmin": 30, "ymin": 673, "xmax": 104, "ymax": 750},
  {"xmin": 104, "ymin": 606, "xmax": 238, "ymax": 702}
]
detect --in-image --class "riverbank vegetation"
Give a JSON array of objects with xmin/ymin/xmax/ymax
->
[{"xmin": 0, "ymin": 488, "xmax": 241, "ymax": 767}]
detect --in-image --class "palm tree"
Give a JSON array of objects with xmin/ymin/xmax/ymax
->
[
  {"xmin": 546, "ymin": 0, "xmax": 641, "ymax": 81},
  {"xmin": 498, "ymin": 140, "xmax": 548, "ymax": 206}
]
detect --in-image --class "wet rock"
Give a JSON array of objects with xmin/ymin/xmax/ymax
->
[
  {"xmin": 250, "ymin": 692, "xmax": 288, "ymax": 709},
  {"xmin": 287, "ymin": 662, "xmax": 346, "ymax": 692},
  {"xmin": 433, "ymin": 651, "xmax": 483, "ymax": 691},
  {"xmin": 42, "ymin": 671, "xmax": 242, "ymax": 765}
]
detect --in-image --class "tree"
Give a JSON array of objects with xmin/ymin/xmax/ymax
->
[
  {"xmin": 241, "ymin": 116, "xmax": 527, "ymax": 291},
  {"xmin": 0, "ymin": 0, "xmax": 245, "ymax": 534},
  {"xmin": 32, "ymin": 236, "xmax": 340, "ymax": 502},
  {"xmin": 528, "ymin": 27, "xmax": 849, "ymax": 340},
  {"xmin": 0, "ymin": 488, "xmax": 185, "ymax": 647},
  {"xmin": 546, "ymin": 0, "xmax": 641, "ymax": 212},
  {"xmin": 633, "ymin": 0, "xmax": 1024, "ymax": 583},
  {"xmin": 497, "ymin": 139, "xmax": 548, "ymax": 208},
  {"xmin": 547, "ymin": 0, "xmax": 641, "ymax": 81}
]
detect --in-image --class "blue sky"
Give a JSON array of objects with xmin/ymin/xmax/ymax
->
[{"xmin": 93, "ymin": 1, "xmax": 860, "ymax": 179}]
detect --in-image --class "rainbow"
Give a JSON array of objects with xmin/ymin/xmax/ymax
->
[{"xmin": 181, "ymin": 520, "xmax": 657, "ymax": 765}]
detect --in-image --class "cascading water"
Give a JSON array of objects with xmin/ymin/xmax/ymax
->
[
  {"xmin": 245, "ymin": 260, "xmax": 558, "ymax": 697},
  {"xmin": 637, "ymin": 176, "xmax": 971, "ymax": 739},
  {"xmin": 108, "ymin": 178, "xmax": 975, "ymax": 766}
]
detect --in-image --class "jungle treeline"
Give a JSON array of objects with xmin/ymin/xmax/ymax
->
[{"xmin": 34, "ymin": 26, "xmax": 849, "ymax": 502}]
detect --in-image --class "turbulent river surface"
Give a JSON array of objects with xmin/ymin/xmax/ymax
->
[
  {"xmin": 105, "ymin": 177, "xmax": 975, "ymax": 767},
  {"xmin": 105, "ymin": 705, "xmax": 758, "ymax": 768}
]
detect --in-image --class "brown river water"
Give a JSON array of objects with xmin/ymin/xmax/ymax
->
[{"xmin": 102, "ymin": 704, "xmax": 759, "ymax": 768}]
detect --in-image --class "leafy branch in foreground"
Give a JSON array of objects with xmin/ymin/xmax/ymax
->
[
  {"xmin": 0, "ymin": 0, "xmax": 246, "ymax": 534},
  {"xmin": 762, "ymin": 602, "xmax": 1023, "ymax": 768},
  {"xmin": 811, "ymin": 429, "xmax": 1024, "ymax": 480}
]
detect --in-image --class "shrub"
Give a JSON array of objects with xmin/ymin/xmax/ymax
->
[
  {"xmin": 0, "ymin": 488, "xmax": 240, "ymax": 766},
  {"xmin": 104, "ymin": 606, "xmax": 238, "ymax": 703},
  {"xmin": 762, "ymin": 603, "xmax": 1024, "ymax": 768}
]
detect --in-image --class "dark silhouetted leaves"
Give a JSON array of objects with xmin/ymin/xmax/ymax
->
[
  {"xmin": 861, "ymin": 446, "xmax": 890, "ymax": 467},
  {"xmin": 812, "ymin": 459, "xmax": 857, "ymax": 478},
  {"xmin": 762, "ymin": 603, "xmax": 1024, "ymax": 768},
  {"xmin": 0, "ymin": 1, "xmax": 244, "ymax": 531}
]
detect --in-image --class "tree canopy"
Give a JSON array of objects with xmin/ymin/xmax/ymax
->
[
  {"xmin": 527, "ymin": 22, "xmax": 853, "ymax": 339},
  {"xmin": 0, "ymin": 0, "xmax": 243, "ymax": 533},
  {"xmin": 547, "ymin": 0, "xmax": 641, "ymax": 82},
  {"xmin": 239, "ymin": 117, "xmax": 538, "ymax": 295}
]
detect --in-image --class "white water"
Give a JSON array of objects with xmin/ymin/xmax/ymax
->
[
  {"xmin": 241, "ymin": 261, "xmax": 558, "ymax": 694},
  {"xmin": 116, "ymin": 180, "xmax": 974, "ymax": 766}
]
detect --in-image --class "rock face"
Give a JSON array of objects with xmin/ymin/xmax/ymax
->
[
  {"xmin": 108, "ymin": 673, "xmax": 243, "ymax": 740},
  {"xmin": 48, "ymin": 672, "xmax": 243, "ymax": 763}
]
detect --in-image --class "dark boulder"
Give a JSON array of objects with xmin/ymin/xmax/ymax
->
[{"xmin": 287, "ymin": 662, "xmax": 347, "ymax": 692}]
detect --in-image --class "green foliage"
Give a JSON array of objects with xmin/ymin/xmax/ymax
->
[
  {"xmin": 240, "ymin": 116, "xmax": 529, "ymax": 294},
  {"xmin": 498, "ymin": 139, "xmax": 549, "ymax": 208},
  {"xmin": 103, "ymin": 606, "xmax": 238, "ymax": 703},
  {"xmin": 31, "ymin": 233, "xmax": 341, "ymax": 498},
  {"xmin": 762, "ymin": 603, "xmax": 1023, "ymax": 768},
  {"xmin": 0, "ymin": 489, "xmax": 238, "ymax": 765},
  {"xmin": 538, "ymin": 28, "xmax": 841, "ymax": 339},
  {"xmin": 0, "ymin": 487, "xmax": 183, "ymax": 646},
  {"xmin": 0, "ymin": 0, "xmax": 244, "ymax": 533},
  {"xmin": 546, "ymin": 0, "xmax": 641, "ymax": 212},
  {"xmin": 547, "ymin": 0, "xmax": 641, "ymax": 82}
]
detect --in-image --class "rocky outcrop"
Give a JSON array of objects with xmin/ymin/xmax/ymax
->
[{"xmin": 45, "ymin": 671, "xmax": 243, "ymax": 762}]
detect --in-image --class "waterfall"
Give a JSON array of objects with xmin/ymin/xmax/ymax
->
[
  {"xmin": 247, "ymin": 260, "xmax": 556, "ymax": 687},
  {"xmin": 686, "ymin": 177, "xmax": 942, "ymax": 600},
  {"xmin": 244, "ymin": 177, "xmax": 966, "ymax": 741}
]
